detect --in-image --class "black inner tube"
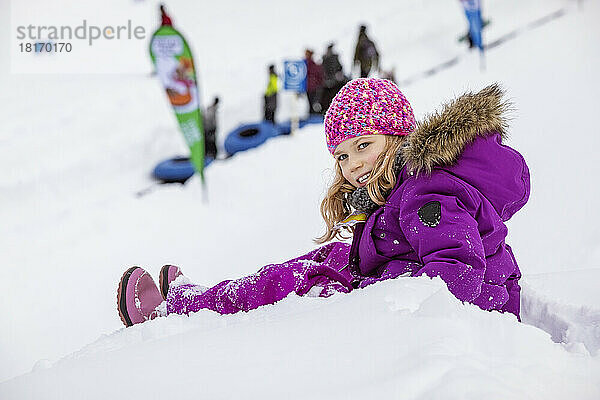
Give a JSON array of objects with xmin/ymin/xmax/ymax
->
[{"xmin": 239, "ymin": 128, "xmax": 259, "ymax": 138}]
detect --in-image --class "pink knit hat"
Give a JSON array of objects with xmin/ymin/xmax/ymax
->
[{"xmin": 324, "ymin": 78, "xmax": 416, "ymax": 154}]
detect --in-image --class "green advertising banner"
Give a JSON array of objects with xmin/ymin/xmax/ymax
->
[{"xmin": 150, "ymin": 26, "xmax": 205, "ymax": 183}]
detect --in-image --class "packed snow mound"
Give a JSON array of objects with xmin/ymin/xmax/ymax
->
[{"xmin": 1, "ymin": 275, "xmax": 599, "ymax": 400}]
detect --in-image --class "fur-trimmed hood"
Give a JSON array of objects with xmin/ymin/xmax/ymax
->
[
  {"xmin": 402, "ymin": 83, "xmax": 511, "ymax": 175},
  {"xmin": 348, "ymin": 84, "xmax": 529, "ymax": 220}
]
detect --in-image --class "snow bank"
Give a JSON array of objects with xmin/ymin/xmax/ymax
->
[{"xmin": 1, "ymin": 276, "xmax": 599, "ymax": 400}]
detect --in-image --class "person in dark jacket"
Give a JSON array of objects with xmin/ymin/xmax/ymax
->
[
  {"xmin": 353, "ymin": 25, "xmax": 379, "ymax": 78},
  {"xmin": 203, "ymin": 97, "xmax": 219, "ymax": 159},
  {"xmin": 304, "ymin": 49, "xmax": 324, "ymax": 115},
  {"xmin": 264, "ymin": 65, "xmax": 278, "ymax": 123},
  {"xmin": 320, "ymin": 43, "xmax": 348, "ymax": 113}
]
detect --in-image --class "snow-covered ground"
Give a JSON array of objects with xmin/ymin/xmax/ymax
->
[{"xmin": 1, "ymin": 0, "xmax": 599, "ymax": 398}]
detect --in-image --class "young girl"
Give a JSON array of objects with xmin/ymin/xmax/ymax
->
[{"xmin": 117, "ymin": 78, "xmax": 529, "ymax": 327}]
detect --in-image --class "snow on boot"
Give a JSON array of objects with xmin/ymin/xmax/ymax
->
[
  {"xmin": 158, "ymin": 264, "xmax": 183, "ymax": 300},
  {"xmin": 117, "ymin": 266, "xmax": 164, "ymax": 327}
]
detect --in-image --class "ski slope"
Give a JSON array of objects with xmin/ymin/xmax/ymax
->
[{"xmin": 1, "ymin": 0, "xmax": 599, "ymax": 398}]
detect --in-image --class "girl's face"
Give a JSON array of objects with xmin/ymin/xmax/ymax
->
[{"xmin": 334, "ymin": 135, "xmax": 387, "ymax": 188}]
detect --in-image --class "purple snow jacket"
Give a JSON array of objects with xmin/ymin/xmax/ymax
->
[{"xmin": 347, "ymin": 84, "xmax": 530, "ymax": 317}]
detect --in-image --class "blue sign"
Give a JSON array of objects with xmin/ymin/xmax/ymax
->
[{"xmin": 283, "ymin": 60, "xmax": 307, "ymax": 92}]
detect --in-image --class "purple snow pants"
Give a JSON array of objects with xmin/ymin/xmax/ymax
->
[{"xmin": 166, "ymin": 242, "xmax": 354, "ymax": 316}]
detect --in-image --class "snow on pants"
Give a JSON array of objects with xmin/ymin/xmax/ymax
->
[{"xmin": 166, "ymin": 242, "xmax": 353, "ymax": 316}]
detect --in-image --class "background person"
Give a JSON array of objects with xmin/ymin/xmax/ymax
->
[
  {"xmin": 159, "ymin": 3, "xmax": 172, "ymax": 26},
  {"xmin": 264, "ymin": 64, "xmax": 278, "ymax": 123},
  {"xmin": 203, "ymin": 96, "xmax": 219, "ymax": 159},
  {"xmin": 353, "ymin": 25, "xmax": 380, "ymax": 78},
  {"xmin": 304, "ymin": 49, "xmax": 324, "ymax": 115},
  {"xmin": 321, "ymin": 42, "xmax": 348, "ymax": 113}
]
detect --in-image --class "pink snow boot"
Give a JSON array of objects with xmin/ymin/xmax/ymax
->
[
  {"xmin": 117, "ymin": 266, "xmax": 164, "ymax": 327},
  {"xmin": 158, "ymin": 264, "xmax": 183, "ymax": 300}
]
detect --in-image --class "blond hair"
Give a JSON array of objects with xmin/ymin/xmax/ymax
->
[{"xmin": 316, "ymin": 135, "xmax": 407, "ymax": 243}]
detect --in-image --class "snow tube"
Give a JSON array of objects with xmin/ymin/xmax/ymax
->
[
  {"xmin": 224, "ymin": 122, "xmax": 279, "ymax": 156},
  {"xmin": 152, "ymin": 156, "xmax": 214, "ymax": 183}
]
